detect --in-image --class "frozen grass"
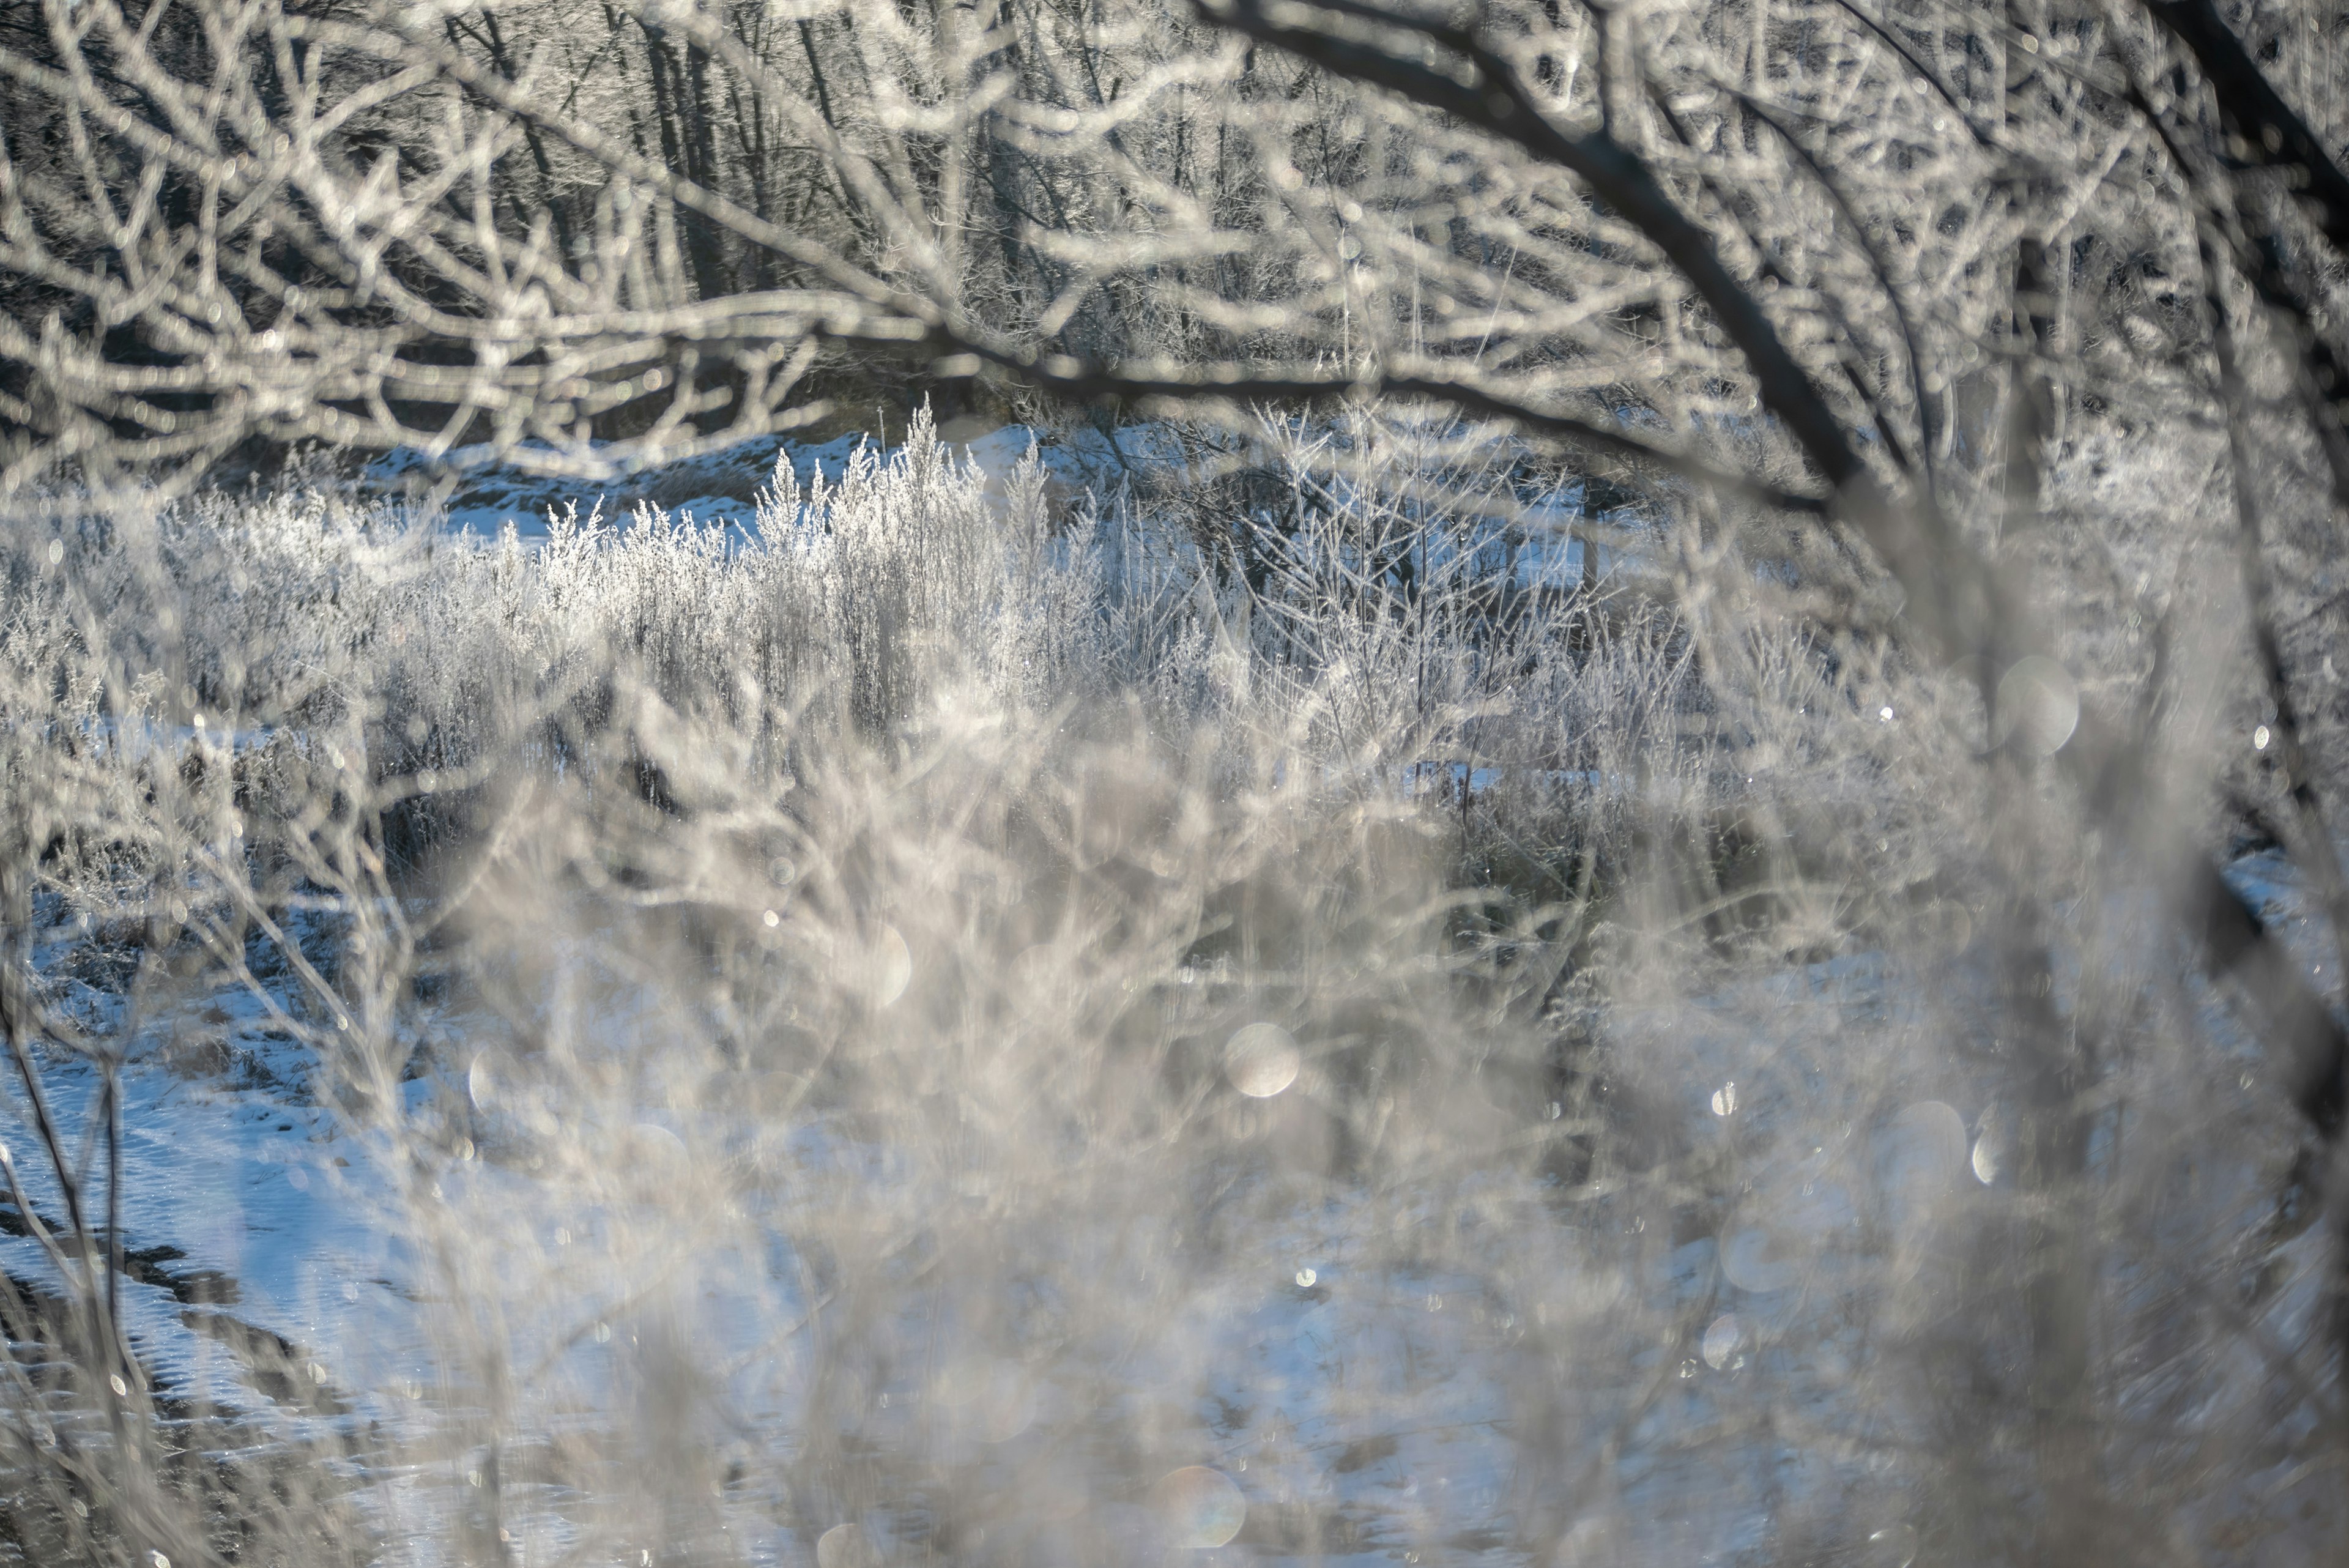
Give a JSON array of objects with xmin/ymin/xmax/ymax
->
[{"xmin": 0, "ymin": 413, "xmax": 2340, "ymax": 1566}]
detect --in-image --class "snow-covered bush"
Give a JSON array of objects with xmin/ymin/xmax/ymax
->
[{"xmin": 0, "ymin": 409, "xmax": 2339, "ymax": 1567}]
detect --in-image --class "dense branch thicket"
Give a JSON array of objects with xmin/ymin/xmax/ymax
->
[
  {"xmin": 6, "ymin": 1, "xmax": 2349, "ymax": 1565},
  {"xmin": 1, "ymin": 1, "xmax": 2329, "ymax": 495}
]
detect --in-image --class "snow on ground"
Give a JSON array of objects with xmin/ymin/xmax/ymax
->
[
  {"xmin": 355, "ymin": 421, "xmax": 1614, "ymax": 594},
  {"xmin": 0, "ymin": 910, "xmax": 1939, "ymax": 1564},
  {"xmin": 0, "ymin": 903, "xmax": 1718, "ymax": 1562},
  {"xmin": 7, "ymin": 915, "xmax": 432, "ymax": 1419},
  {"xmin": 7, "ymin": 913, "xmax": 1548, "ymax": 1561},
  {"xmin": 7, "ymin": 839, "xmax": 2331, "ymax": 1562},
  {"xmin": 358, "ymin": 423, "xmax": 1201, "ymax": 541}
]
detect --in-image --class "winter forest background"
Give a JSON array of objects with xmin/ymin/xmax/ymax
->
[{"xmin": 5, "ymin": 1, "xmax": 2349, "ymax": 1564}]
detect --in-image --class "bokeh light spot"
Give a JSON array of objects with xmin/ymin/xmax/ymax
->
[
  {"xmin": 1995, "ymin": 655, "xmax": 2079, "ymax": 756},
  {"xmin": 1225, "ymin": 1023, "xmax": 1301, "ymax": 1098},
  {"xmin": 1865, "ymin": 1522, "xmax": 1918, "ymax": 1568},
  {"xmin": 816, "ymin": 1523, "xmax": 881, "ymax": 1568},
  {"xmin": 1151, "ymin": 1465, "xmax": 1245, "ymax": 1548},
  {"xmin": 1886, "ymin": 1101, "xmax": 1967, "ymax": 1192},
  {"xmin": 873, "ymin": 925, "xmax": 912, "ymax": 1007}
]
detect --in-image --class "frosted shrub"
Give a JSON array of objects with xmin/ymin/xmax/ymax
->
[
  {"xmin": 0, "ymin": 409, "xmax": 2342, "ymax": 1566},
  {"xmin": 0, "ymin": 434, "xmax": 1695, "ymax": 1567}
]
